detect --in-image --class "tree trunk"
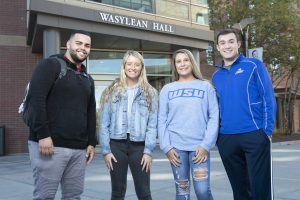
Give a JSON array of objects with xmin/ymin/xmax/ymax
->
[{"xmin": 283, "ymin": 73, "xmax": 291, "ymax": 135}]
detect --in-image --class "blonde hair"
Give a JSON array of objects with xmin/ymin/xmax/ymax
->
[
  {"xmin": 172, "ymin": 49, "xmax": 204, "ymax": 81},
  {"xmin": 100, "ymin": 50, "xmax": 156, "ymax": 110}
]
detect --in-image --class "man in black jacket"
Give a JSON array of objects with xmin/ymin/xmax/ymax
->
[{"xmin": 28, "ymin": 30, "xmax": 97, "ymax": 200}]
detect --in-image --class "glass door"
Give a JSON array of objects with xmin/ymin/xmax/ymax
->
[{"xmin": 88, "ymin": 50, "xmax": 173, "ymax": 92}]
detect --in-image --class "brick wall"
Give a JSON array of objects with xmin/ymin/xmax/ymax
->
[
  {"xmin": 0, "ymin": 47, "xmax": 41, "ymax": 154},
  {"xmin": 0, "ymin": 0, "xmax": 27, "ymax": 36},
  {"xmin": 0, "ymin": 1, "xmax": 42, "ymax": 154}
]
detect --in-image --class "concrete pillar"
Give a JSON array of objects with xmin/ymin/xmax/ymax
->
[
  {"xmin": 43, "ymin": 28, "xmax": 60, "ymax": 58},
  {"xmin": 190, "ymin": 48, "xmax": 200, "ymax": 69}
]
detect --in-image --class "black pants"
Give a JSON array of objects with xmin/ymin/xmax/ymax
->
[
  {"xmin": 217, "ymin": 129, "xmax": 273, "ymax": 200},
  {"xmin": 109, "ymin": 138, "xmax": 152, "ymax": 200}
]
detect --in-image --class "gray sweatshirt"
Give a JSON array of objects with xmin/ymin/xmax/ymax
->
[{"xmin": 158, "ymin": 79, "xmax": 219, "ymax": 154}]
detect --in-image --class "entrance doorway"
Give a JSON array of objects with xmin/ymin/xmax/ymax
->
[{"xmin": 88, "ymin": 50, "xmax": 173, "ymax": 103}]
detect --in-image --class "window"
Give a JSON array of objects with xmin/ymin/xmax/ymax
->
[
  {"xmin": 191, "ymin": 5, "xmax": 209, "ymax": 25},
  {"xmin": 101, "ymin": 0, "xmax": 113, "ymax": 4},
  {"xmin": 87, "ymin": 50, "xmax": 172, "ymax": 92},
  {"xmin": 88, "ymin": 51, "xmax": 124, "ymax": 74},
  {"xmin": 88, "ymin": 0, "xmax": 153, "ymax": 13},
  {"xmin": 143, "ymin": 53, "xmax": 172, "ymax": 75},
  {"xmin": 191, "ymin": 0, "xmax": 208, "ymax": 6},
  {"xmin": 156, "ymin": 0, "xmax": 189, "ymax": 20},
  {"xmin": 196, "ymin": 13, "xmax": 205, "ymax": 24}
]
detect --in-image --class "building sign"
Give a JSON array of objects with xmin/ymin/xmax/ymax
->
[
  {"xmin": 248, "ymin": 47, "xmax": 263, "ymax": 62},
  {"xmin": 98, "ymin": 12, "xmax": 175, "ymax": 34}
]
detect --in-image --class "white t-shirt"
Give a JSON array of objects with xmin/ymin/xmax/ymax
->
[{"xmin": 126, "ymin": 84, "xmax": 139, "ymax": 133}]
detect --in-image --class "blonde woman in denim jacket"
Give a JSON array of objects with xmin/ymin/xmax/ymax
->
[{"xmin": 99, "ymin": 50, "xmax": 158, "ymax": 200}]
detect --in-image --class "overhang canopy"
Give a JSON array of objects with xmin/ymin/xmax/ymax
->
[{"xmin": 27, "ymin": 0, "xmax": 214, "ymax": 53}]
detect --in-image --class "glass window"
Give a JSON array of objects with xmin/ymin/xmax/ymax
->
[
  {"xmin": 141, "ymin": 0, "xmax": 153, "ymax": 12},
  {"xmin": 88, "ymin": 51, "xmax": 124, "ymax": 74},
  {"xmin": 120, "ymin": 0, "xmax": 131, "ymax": 8},
  {"xmin": 148, "ymin": 76, "xmax": 172, "ymax": 92},
  {"xmin": 191, "ymin": 0, "xmax": 208, "ymax": 6},
  {"xmin": 156, "ymin": 0, "xmax": 189, "ymax": 20},
  {"xmin": 143, "ymin": 53, "xmax": 172, "ymax": 75},
  {"xmin": 191, "ymin": 5, "xmax": 209, "ymax": 25},
  {"xmin": 88, "ymin": 51, "xmax": 173, "ymax": 76},
  {"xmin": 143, "ymin": 53, "xmax": 172, "ymax": 92},
  {"xmin": 196, "ymin": 14, "xmax": 205, "ymax": 24},
  {"xmin": 101, "ymin": 0, "xmax": 113, "ymax": 4},
  {"xmin": 88, "ymin": 51, "xmax": 172, "ymax": 92},
  {"xmin": 132, "ymin": 0, "xmax": 142, "ymax": 10},
  {"xmin": 88, "ymin": 0, "xmax": 153, "ymax": 13},
  {"xmin": 95, "ymin": 85, "xmax": 108, "ymax": 109}
]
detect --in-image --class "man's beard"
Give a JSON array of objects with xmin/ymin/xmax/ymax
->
[{"xmin": 69, "ymin": 49, "xmax": 88, "ymax": 63}]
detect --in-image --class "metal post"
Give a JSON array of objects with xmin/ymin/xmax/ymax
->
[
  {"xmin": 0, "ymin": 126, "xmax": 5, "ymax": 156},
  {"xmin": 245, "ymin": 25, "xmax": 249, "ymax": 57},
  {"xmin": 232, "ymin": 18, "xmax": 255, "ymax": 57}
]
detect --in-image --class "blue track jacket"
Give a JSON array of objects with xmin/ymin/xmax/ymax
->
[{"xmin": 212, "ymin": 54, "xmax": 276, "ymax": 135}]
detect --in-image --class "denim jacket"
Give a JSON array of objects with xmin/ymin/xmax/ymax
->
[{"xmin": 100, "ymin": 87, "xmax": 158, "ymax": 155}]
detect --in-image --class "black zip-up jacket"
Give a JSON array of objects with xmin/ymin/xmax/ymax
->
[{"xmin": 28, "ymin": 54, "xmax": 97, "ymax": 149}]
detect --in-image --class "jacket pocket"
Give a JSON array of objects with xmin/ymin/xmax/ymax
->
[
  {"xmin": 137, "ymin": 98, "xmax": 149, "ymax": 117},
  {"xmin": 250, "ymin": 101, "xmax": 263, "ymax": 121},
  {"xmin": 111, "ymin": 96, "xmax": 121, "ymax": 113}
]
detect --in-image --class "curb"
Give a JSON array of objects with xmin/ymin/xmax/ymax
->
[{"xmin": 272, "ymin": 140, "xmax": 300, "ymax": 146}]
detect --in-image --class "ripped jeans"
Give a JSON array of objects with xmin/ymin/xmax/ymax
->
[{"xmin": 171, "ymin": 149, "xmax": 213, "ymax": 200}]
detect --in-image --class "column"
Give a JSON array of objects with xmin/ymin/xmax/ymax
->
[
  {"xmin": 190, "ymin": 48, "xmax": 200, "ymax": 69},
  {"xmin": 43, "ymin": 28, "xmax": 60, "ymax": 58}
]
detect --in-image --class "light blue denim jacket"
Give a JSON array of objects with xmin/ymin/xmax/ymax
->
[{"xmin": 100, "ymin": 87, "xmax": 158, "ymax": 155}]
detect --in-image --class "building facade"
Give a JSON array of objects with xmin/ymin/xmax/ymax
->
[{"xmin": 0, "ymin": 0, "xmax": 214, "ymax": 154}]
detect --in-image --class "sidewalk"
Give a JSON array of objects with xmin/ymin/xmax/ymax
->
[
  {"xmin": 0, "ymin": 140, "xmax": 300, "ymax": 200},
  {"xmin": 272, "ymin": 133, "xmax": 300, "ymax": 143}
]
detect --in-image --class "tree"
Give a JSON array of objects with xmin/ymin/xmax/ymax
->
[{"xmin": 208, "ymin": 0, "xmax": 300, "ymax": 134}]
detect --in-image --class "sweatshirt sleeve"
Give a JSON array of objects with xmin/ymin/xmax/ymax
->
[
  {"xmin": 29, "ymin": 58, "xmax": 60, "ymax": 140},
  {"xmin": 158, "ymin": 86, "xmax": 172, "ymax": 154},
  {"xmin": 199, "ymin": 84, "xmax": 219, "ymax": 151},
  {"xmin": 144, "ymin": 89, "xmax": 158, "ymax": 155},
  {"xmin": 87, "ymin": 77, "xmax": 97, "ymax": 147},
  {"xmin": 255, "ymin": 61, "xmax": 277, "ymax": 135}
]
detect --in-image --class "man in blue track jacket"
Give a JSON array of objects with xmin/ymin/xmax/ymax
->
[{"xmin": 212, "ymin": 29, "xmax": 276, "ymax": 200}]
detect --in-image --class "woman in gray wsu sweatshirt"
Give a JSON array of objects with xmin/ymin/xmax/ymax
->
[{"xmin": 158, "ymin": 49, "xmax": 219, "ymax": 200}]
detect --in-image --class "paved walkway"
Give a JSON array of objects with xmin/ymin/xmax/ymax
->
[{"xmin": 0, "ymin": 140, "xmax": 300, "ymax": 200}]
